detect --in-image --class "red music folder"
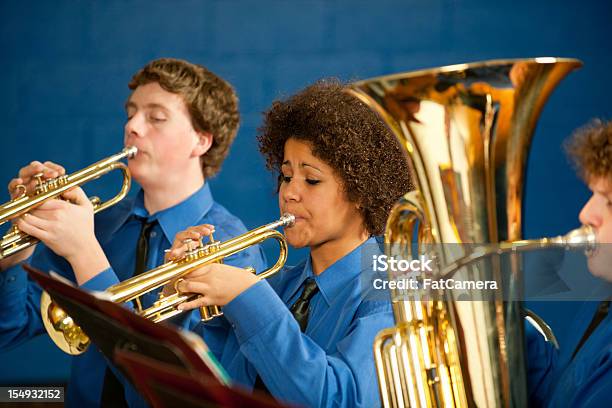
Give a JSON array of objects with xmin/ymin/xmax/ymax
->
[{"xmin": 115, "ymin": 350, "xmax": 291, "ymax": 408}]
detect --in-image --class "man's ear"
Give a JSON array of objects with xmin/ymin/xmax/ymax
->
[{"xmin": 192, "ymin": 131, "xmax": 213, "ymax": 157}]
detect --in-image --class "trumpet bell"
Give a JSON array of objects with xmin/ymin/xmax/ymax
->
[{"xmin": 40, "ymin": 291, "xmax": 90, "ymax": 355}]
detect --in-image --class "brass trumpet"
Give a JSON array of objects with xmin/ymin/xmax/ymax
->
[
  {"xmin": 41, "ymin": 213, "xmax": 295, "ymax": 355},
  {"xmin": 0, "ymin": 146, "xmax": 137, "ymax": 259}
]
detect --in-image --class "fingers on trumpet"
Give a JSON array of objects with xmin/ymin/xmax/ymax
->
[
  {"xmin": 7, "ymin": 179, "xmax": 27, "ymax": 199},
  {"xmin": 162, "ymin": 266, "xmax": 211, "ymax": 300},
  {"xmin": 164, "ymin": 224, "xmax": 216, "ymax": 261},
  {"xmin": 14, "ymin": 212, "xmax": 49, "ymax": 241},
  {"xmin": 19, "ymin": 161, "xmax": 66, "ymax": 180},
  {"xmin": 8, "ymin": 161, "xmax": 66, "ymax": 198},
  {"xmin": 177, "ymin": 294, "xmax": 212, "ymax": 312},
  {"xmin": 176, "ymin": 264, "xmax": 258, "ymax": 309},
  {"xmin": 176, "ymin": 277, "xmax": 213, "ymax": 311},
  {"xmin": 59, "ymin": 187, "xmax": 92, "ymax": 209}
]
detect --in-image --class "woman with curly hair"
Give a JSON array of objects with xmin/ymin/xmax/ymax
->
[{"xmin": 166, "ymin": 80, "xmax": 413, "ymax": 407}]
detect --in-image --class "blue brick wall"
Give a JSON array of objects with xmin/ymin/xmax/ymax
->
[{"xmin": 0, "ymin": 0, "xmax": 610, "ymax": 384}]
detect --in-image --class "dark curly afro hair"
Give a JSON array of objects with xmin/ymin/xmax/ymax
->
[
  {"xmin": 564, "ymin": 119, "xmax": 612, "ymax": 184},
  {"xmin": 257, "ymin": 79, "xmax": 413, "ymax": 235}
]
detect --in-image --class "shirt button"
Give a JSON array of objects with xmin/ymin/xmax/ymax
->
[{"xmin": 150, "ymin": 231, "xmax": 157, "ymax": 238}]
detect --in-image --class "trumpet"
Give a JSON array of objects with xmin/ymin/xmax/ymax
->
[
  {"xmin": 41, "ymin": 213, "xmax": 295, "ymax": 355},
  {"xmin": 0, "ymin": 146, "xmax": 137, "ymax": 259}
]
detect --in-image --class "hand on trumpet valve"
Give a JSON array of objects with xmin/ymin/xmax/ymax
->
[
  {"xmin": 164, "ymin": 224, "xmax": 216, "ymax": 262},
  {"xmin": 161, "ymin": 223, "xmax": 216, "ymax": 297},
  {"xmin": 161, "ymin": 223, "xmax": 260, "ymax": 306},
  {"xmin": 8, "ymin": 161, "xmax": 66, "ymax": 199}
]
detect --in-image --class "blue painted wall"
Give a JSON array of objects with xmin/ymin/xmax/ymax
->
[{"xmin": 1, "ymin": 0, "xmax": 611, "ymax": 384}]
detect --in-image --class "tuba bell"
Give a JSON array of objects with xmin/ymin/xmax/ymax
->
[
  {"xmin": 0, "ymin": 146, "xmax": 137, "ymax": 259},
  {"xmin": 41, "ymin": 213, "xmax": 295, "ymax": 355},
  {"xmin": 349, "ymin": 58, "xmax": 582, "ymax": 407}
]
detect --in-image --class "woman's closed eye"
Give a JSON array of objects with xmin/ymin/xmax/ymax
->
[{"xmin": 280, "ymin": 175, "xmax": 320, "ymax": 185}]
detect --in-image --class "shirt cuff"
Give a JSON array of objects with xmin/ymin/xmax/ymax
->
[
  {"xmin": 80, "ymin": 267, "xmax": 120, "ymax": 291},
  {"xmin": 223, "ymin": 280, "xmax": 287, "ymax": 344}
]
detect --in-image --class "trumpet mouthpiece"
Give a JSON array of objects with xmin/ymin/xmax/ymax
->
[
  {"xmin": 124, "ymin": 146, "xmax": 138, "ymax": 158},
  {"xmin": 280, "ymin": 213, "xmax": 296, "ymax": 227}
]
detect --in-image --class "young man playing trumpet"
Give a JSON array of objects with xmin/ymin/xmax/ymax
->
[
  {"xmin": 0, "ymin": 58, "xmax": 265, "ymax": 407},
  {"xmin": 527, "ymin": 119, "xmax": 612, "ymax": 407}
]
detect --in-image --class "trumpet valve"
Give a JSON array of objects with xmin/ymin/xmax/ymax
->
[
  {"xmin": 200, "ymin": 305, "xmax": 222, "ymax": 322},
  {"xmin": 202, "ymin": 239, "xmax": 221, "ymax": 256},
  {"xmin": 194, "ymin": 233, "xmax": 220, "ymax": 257},
  {"xmin": 54, "ymin": 175, "xmax": 68, "ymax": 188},
  {"xmin": 33, "ymin": 173, "xmax": 68, "ymax": 195},
  {"xmin": 34, "ymin": 172, "xmax": 47, "ymax": 194},
  {"xmin": 6, "ymin": 224, "xmax": 21, "ymax": 237},
  {"xmin": 182, "ymin": 238, "xmax": 203, "ymax": 262}
]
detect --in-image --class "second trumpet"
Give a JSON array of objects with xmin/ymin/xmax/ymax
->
[{"xmin": 41, "ymin": 213, "xmax": 295, "ymax": 355}]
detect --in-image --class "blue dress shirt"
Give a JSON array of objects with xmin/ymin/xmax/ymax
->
[
  {"xmin": 200, "ymin": 237, "xmax": 393, "ymax": 408},
  {"xmin": 0, "ymin": 183, "xmax": 266, "ymax": 407},
  {"xmin": 527, "ymin": 301, "xmax": 612, "ymax": 407}
]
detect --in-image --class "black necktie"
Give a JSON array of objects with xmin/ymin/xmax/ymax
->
[
  {"xmin": 289, "ymin": 278, "xmax": 320, "ymax": 332},
  {"xmin": 133, "ymin": 219, "xmax": 157, "ymax": 276},
  {"xmin": 101, "ymin": 218, "xmax": 157, "ymax": 406},
  {"xmin": 254, "ymin": 278, "xmax": 319, "ymax": 393},
  {"xmin": 571, "ymin": 300, "xmax": 610, "ymax": 360}
]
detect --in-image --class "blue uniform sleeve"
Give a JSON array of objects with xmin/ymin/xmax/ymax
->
[
  {"xmin": 187, "ymin": 242, "xmax": 268, "ymax": 359},
  {"xmin": 80, "ymin": 267, "xmax": 121, "ymax": 291},
  {"xmin": 0, "ymin": 261, "xmax": 46, "ymax": 349},
  {"xmin": 223, "ymin": 280, "xmax": 392, "ymax": 408},
  {"xmin": 567, "ymin": 346, "xmax": 612, "ymax": 407},
  {"xmin": 526, "ymin": 318, "xmax": 558, "ymax": 407},
  {"xmin": 0, "ymin": 239, "xmax": 122, "ymax": 352}
]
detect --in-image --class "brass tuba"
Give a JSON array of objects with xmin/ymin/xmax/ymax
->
[
  {"xmin": 349, "ymin": 58, "xmax": 583, "ymax": 407},
  {"xmin": 0, "ymin": 146, "xmax": 137, "ymax": 259},
  {"xmin": 41, "ymin": 213, "xmax": 295, "ymax": 355}
]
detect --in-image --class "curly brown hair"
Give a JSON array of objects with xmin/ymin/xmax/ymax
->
[
  {"xmin": 258, "ymin": 80, "xmax": 413, "ymax": 235},
  {"xmin": 129, "ymin": 58, "xmax": 240, "ymax": 178},
  {"xmin": 564, "ymin": 119, "xmax": 612, "ymax": 183}
]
